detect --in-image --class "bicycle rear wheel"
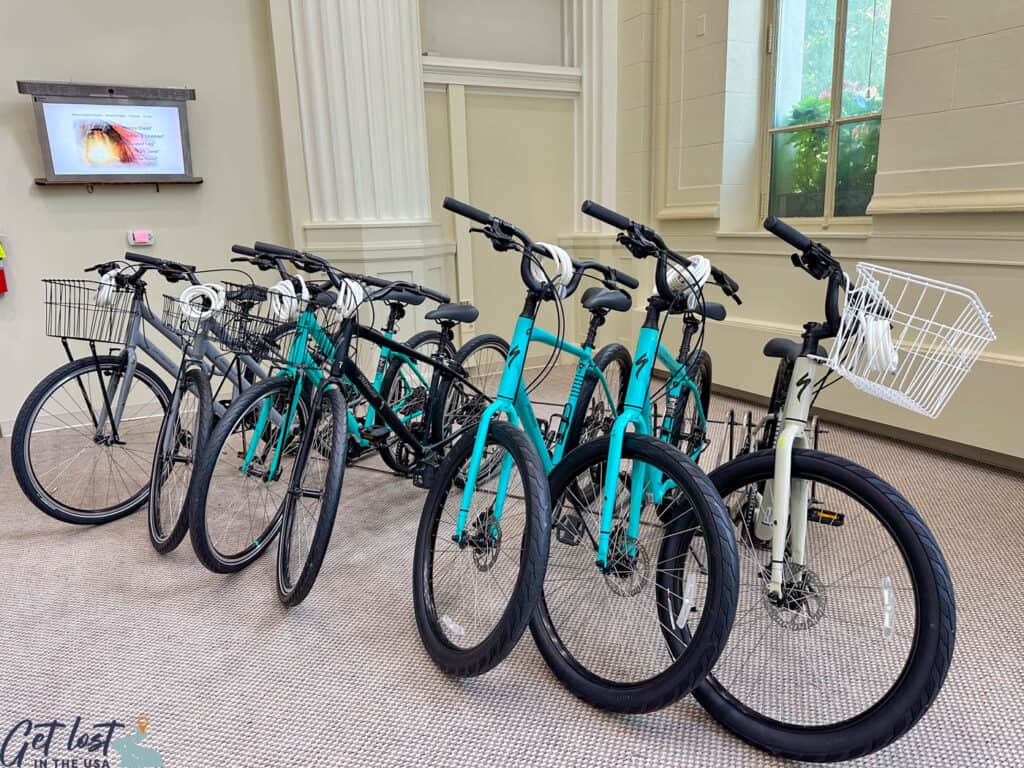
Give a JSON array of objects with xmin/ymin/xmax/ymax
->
[
  {"xmin": 148, "ymin": 367, "xmax": 213, "ymax": 553},
  {"xmin": 667, "ymin": 350, "xmax": 712, "ymax": 460},
  {"xmin": 377, "ymin": 329, "xmax": 451, "ymax": 474},
  {"xmin": 530, "ymin": 434, "xmax": 738, "ymax": 713},
  {"xmin": 12, "ymin": 355, "xmax": 171, "ymax": 524},
  {"xmin": 413, "ymin": 421, "xmax": 550, "ymax": 676},
  {"xmin": 565, "ymin": 342, "xmax": 630, "ymax": 452},
  {"xmin": 277, "ymin": 385, "xmax": 347, "ymax": 606},
  {"xmin": 692, "ymin": 449, "xmax": 956, "ymax": 762},
  {"xmin": 188, "ymin": 376, "xmax": 309, "ymax": 573}
]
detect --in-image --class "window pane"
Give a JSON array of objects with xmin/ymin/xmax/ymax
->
[
  {"xmin": 840, "ymin": 0, "xmax": 891, "ymax": 117},
  {"xmin": 769, "ymin": 127, "xmax": 829, "ymax": 217},
  {"xmin": 834, "ymin": 118, "xmax": 880, "ymax": 216},
  {"xmin": 773, "ymin": 0, "xmax": 838, "ymax": 128}
]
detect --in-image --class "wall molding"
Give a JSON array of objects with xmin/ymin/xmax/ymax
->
[
  {"xmin": 656, "ymin": 203, "xmax": 721, "ymax": 220},
  {"xmin": 421, "ymin": 56, "xmax": 582, "ymax": 93},
  {"xmin": 868, "ymin": 188, "xmax": 1024, "ymax": 215}
]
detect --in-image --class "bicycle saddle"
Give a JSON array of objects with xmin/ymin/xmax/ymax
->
[
  {"xmin": 581, "ymin": 286, "xmax": 632, "ymax": 314},
  {"xmin": 425, "ymin": 303, "xmax": 479, "ymax": 324},
  {"xmin": 382, "ymin": 289, "xmax": 426, "ymax": 306},
  {"xmin": 763, "ymin": 337, "xmax": 827, "ymax": 361}
]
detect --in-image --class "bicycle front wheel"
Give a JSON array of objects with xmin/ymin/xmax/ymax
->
[
  {"xmin": 413, "ymin": 421, "xmax": 550, "ymax": 676},
  {"xmin": 188, "ymin": 376, "xmax": 309, "ymax": 573},
  {"xmin": 148, "ymin": 367, "xmax": 213, "ymax": 553},
  {"xmin": 694, "ymin": 448, "xmax": 956, "ymax": 762},
  {"xmin": 12, "ymin": 355, "xmax": 171, "ymax": 524},
  {"xmin": 530, "ymin": 434, "xmax": 738, "ymax": 713},
  {"xmin": 277, "ymin": 385, "xmax": 348, "ymax": 606}
]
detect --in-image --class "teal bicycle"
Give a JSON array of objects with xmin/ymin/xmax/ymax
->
[
  {"xmin": 513, "ymin": 200, "xmax": 745, "ymax": 713},
  {"xmin": 413, "ymin": 198, "xmax": 737, "ymax": 694}
]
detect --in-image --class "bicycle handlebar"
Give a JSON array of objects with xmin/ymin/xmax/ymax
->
[
  {"xmin": 442, "ymin": 196, "xmax": 493, "ymax": 225},
  {"xmin": 763, "ymin": 215, "xmax": 812, "ymax": 252},
  {"xmin": 580, "ymin": 200, "xmax": 632, "ymax": 230}
]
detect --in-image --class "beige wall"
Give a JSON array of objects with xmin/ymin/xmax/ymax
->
[
  {"xmin": 605, "ymin": 0, "xmax": 1024, "ymax": 465},
  {"xmin": 0, "ymin": 0, "xmax": 290, "ymax": 432},
  {"xmin": 423, "ymin": 86, "xmax": 577, "ymax": 344}
]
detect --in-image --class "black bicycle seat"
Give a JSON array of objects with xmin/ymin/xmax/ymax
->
[
  {"xmin": 225, "ymin": 284, "xmax": 268, "ymax": 304},
  {"xmin": 581, "ymin": 286, "xmax": 632, "ymax": 314},
  {"xmin": 667, "ymin": 300, "xmax": 726, "ymax": 321},
  {"xmin": 763, "ymin": 337, "xmax": 827, "ymax": 361},
  {"xmin": 425, "ymin": 303, "xmax": 479, "ymax": 324}
]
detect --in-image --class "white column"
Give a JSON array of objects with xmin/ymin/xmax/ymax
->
[
  {"xmin": 574, "ymin": 0, "xmax": 619, "ymax": 233},
  {"xmin": 289, "ymin": 0, "xmax": 432, "ymax": 225}
]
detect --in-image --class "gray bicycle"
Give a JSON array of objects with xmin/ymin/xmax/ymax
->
[{"xmin": 12, "ymin": 251, "xmax": 276, "ymax": 525}]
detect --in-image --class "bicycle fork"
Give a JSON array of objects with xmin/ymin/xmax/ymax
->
[{"xmin": 766, "ymin": 356, "xmax": 817, "ymax": 598}]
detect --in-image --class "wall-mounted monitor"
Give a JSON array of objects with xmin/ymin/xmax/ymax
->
[{"xmin": 17, "ymin": 81, "xmax": 201, "ymax": 185}]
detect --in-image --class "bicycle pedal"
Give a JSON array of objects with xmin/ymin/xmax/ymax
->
[
  {"xmin": 359, "ymin": 425, "xmax": 391, "ymax": 444},
  {"xmin": 808, "ymin": 507, "xmax": 845, "ymax": 527},
  {"xmin": 554, "ymin": 512, "xmax": 584, "ymax": 546},
  {"xmin": 412, "ymin": 464, "xmax": 436, "ymax": 489}
]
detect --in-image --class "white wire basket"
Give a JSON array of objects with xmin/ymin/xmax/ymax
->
[{"xmin": 821, "ymin": 263, "xmax": 996, "ymax": 419}]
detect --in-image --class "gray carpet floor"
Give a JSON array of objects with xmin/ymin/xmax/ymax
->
[{"xmin": 2, "ymin": 371, "xmax": 1022, "ymax": 767}]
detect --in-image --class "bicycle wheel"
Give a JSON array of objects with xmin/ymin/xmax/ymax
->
[
  {"xmin": 188, "ymin": 376, "xmax": 309, "ymax": 573},
  {"xmin": 667, "ymin": 350, "xmax": 712, "ymax": 460},
  {"xmin": 690, "ymin": 449, "xmax": 955, "ymax": 762},
  {"xmin": 530, "ymin": 434, "xmax": 738, "ymax": 713},
  {"xmin": 438, "ymin": 333, "xmax": 509, "ymax": 438},
  {"xmin": 377, "ymin": 329, "xmax": 452, "ymax": 474},
  {"xmin": 148, "ymin": 367, "xmax": 213, "ymax": 553},
  {"xmin": 277, "ymin": 385, "xmax": 348, "ymax": 606},
  {"xmin": 12, "ymin": 355, "xmax": 171, "ymax": 524},
  {"xmin": 413, "ymin": 421, "xmax": 550, "ymax": 676},
  {"xmin": 564, "ymin": 342, "xmax": 630, "ymax": 452}
]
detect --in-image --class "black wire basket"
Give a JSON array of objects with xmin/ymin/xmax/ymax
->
[
  {"xmin": 216, "ymin": 288, "xmax": 341, "ymax": 367},
  {"xmin": 43, "ymin": 279, "xmax": 136, "ymax": 344}
]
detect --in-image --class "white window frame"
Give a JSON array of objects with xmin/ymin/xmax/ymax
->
[{"xmin": 760, "ymin": 0, "xmax": 884, "ymax": 229}]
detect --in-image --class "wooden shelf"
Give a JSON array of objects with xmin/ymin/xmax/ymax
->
[{"xmin": 34, "ymin": 177, "xmax": 203, "ymax": 192}]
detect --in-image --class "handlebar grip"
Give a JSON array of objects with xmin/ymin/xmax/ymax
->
[
  {"xmin": 253, "ymin": 241, "xmax": 302, "ymax": 258},
  {"xmin": 581, "ymin": 200, "xmax": 633, "ymax": 230},
  {"xmin": 231, "ymin": 245, "xmax": 258, "ymax": 257},
  {"xmin": 124, "ymin": 251, "xmax": 164, "ymax": 267},
  {"xmin": 611, "ymin": 268, "xmax": 640, "ymax": 290},
  {"xmin": 124, "ymin": 252, "xmax": 197, "ymax": 271},
  {"xmin": 763, "ymin": 216, "xmax": 812, "ymax": 252},
  {"xmin": 420, "ymin": 286, "xmax": 450, "ymax": 304},
  {"xmin": 442, "ymin": 196, "xmax": 493, "ymax": 225}
]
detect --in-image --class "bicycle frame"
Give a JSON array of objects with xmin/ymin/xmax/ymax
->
[{"xmin": 86, "ymin": 291, "xmax": 271, "ymax": 442}]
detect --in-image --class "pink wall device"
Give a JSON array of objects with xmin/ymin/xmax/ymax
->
[{"xmin": 128, "ymin": 230, "xmax": 155, "ymax": 246}]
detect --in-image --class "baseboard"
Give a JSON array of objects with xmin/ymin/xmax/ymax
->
[{"xmin": 710, "ymin": 382, "xmax": 1024, "ymax": 475}]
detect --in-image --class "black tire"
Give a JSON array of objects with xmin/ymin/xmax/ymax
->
[
  {"xmin": 12, "ymin": 355, "xmax": 172, "ymax": 524},
  {"xmin": 148, "ymin": 367, "xmax": 213, "ymax": 553},
  {"xmin": 564, "ymin": 342, "xmax": 630, "ymax": 453},
  {"xmin": 693, "ymin": 449, "xmax": 956, "ymax": 763},
  {"xmin": 667, "ymin": 350, "xmax": 712, "ymax": 461},
  {"xmin": 377, "ymin": 329, "xmax": 453, "ymax": 474},
  {"xmin": 277, "ymin": 385, "xmax": 348, "ymax": 606},
  {"xmin": 530, "ymin": 434, "xmax": 739, "ymax": 713},
  {"xmin": 438, "ymin": 333, "xmax": 510, "ymax": 438},
  {"xmin": 413, "ymin": 421, "xmax": 550, "ymax": 677},
  {"xmin": 188, "ymin": 375, "xmax": 309, "ymax": 573}
]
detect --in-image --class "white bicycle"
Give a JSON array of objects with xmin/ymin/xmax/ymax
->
[{"xmin": 661, "ymin": 217, "xmax": 995, "ymax": 762}]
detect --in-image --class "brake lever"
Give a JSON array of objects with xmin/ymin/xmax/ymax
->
[
  {"xmin": 85, "ymin": 261, "xmax": 121, "ymax": 275},
  {"xmin": 469, "ymin": 225, "xmax": 517, "ymax": 252}
]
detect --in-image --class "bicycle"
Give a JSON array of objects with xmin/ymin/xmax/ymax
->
[
  {"xmin": 439, "ymin": 198, "xmax": 739, "ymax": 705},
  {"xmin": 12, "ymin": 251, "xmax": 280, "ymax": 525},
  {"xmin": 185, "ymin": 243, "xmax": 501, "ymax": 613},
  {"xmin": 681, "ymin": 217, "xmax": 994, "ymax": 761}
]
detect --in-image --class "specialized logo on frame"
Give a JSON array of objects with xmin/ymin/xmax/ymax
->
[{"xmin": 1, "ymin": 715, "xmax": 164, "ymax": 767}]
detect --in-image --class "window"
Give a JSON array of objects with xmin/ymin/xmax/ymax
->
[{"xmin": 765, "ymin": 0, "xmax": 891, "ymax": 221}]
